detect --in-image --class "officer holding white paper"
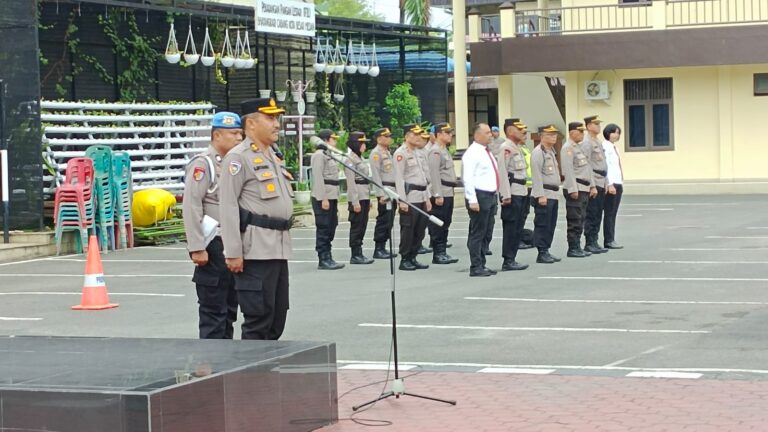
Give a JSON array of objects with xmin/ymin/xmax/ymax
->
[{"xmin": 183, "ymin": 112, "xmax": 242, "ymax": 339}]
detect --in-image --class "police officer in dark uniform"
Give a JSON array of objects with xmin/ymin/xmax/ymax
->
[
  {"xmin": 394, "ymin": 124, "xmax": 432, "ymax": 271},
  {"xmin": 219, "ymin": 98, "xmax": 292, "ymax": 340},
  {"xmin": 369, "ymin": 127, "xmax": 397, "ymax": 259},
  {"xmin": 310, "ymin": 129, "xmax": 344, "ymax": 270},
  {"xmin": 345, "ymin": 132, "xmax": 375, "ymax": 264},
  {"xmin": 561, "ymin": 122, "xmax": 597, "ymax": 258},
  {"xmin": 183, "ymin": 112, "xmax": 242, "ymax": 339}
]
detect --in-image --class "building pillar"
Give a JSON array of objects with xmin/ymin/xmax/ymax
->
[
  {"xmin": 497, "ymin": 2, "xmax": 516, "ymax": 123},
  {"xmin": 453, "ymin": 1, "xmax": 470, "ymax": 149},
  {"xmin": 564, "ymin": 71, "xmax": 580, "ymax": 123},
  {"xmin": 468, "ymin": 8, "xmax": 481, "ymax": 43},
  {"xmin": 717, "ymin": 66, "xmax": 734, "ymax": 180},
  {"xmin": 652, "ymin": 0, "xmax": 667, "ymax": 29},
  {"xmin": 499, "ymin": 1, "xmax": 517, "ymax": 38}
]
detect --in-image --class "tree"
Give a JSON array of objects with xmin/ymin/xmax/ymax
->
[
  {"xmin": 403, "ymin": 0, "xmax": 430, "ymax": 26},
  {"xmin": 384, "ymin": 83, "xmax": 421, "ymax": 144},
  {"xmin": 315, "ymin": 0, "xmax": 385, "ymax": 22}
]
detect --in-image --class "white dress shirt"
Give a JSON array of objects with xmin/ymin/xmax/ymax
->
[
  {"xmin": 461, "ymin": 142, "xmax": 499, "ymax": 204},
  {"xmin": 602, "ymin": 139, "xmax": 623, "ymax": 185}
]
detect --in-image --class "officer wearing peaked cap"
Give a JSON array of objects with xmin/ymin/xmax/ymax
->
[
  {"xmin": 219, "ymin": 98, "xmax": 293, "ymax": 340},
  {"xmin": 496, "ymin": 119, "xmax": 531, "ymax": 271},
  {"xmin": 311, "ymin": 129, "xmax": 345, "ymax": 270},
  {"xmin": 345, "ymin": 132, "xmax": 375, "ymax": 265},
  {"xmin": 581, "ymin": 115, "xmax": 609, "ymax": 254},
  {"xmin": 369, "ymin": 127, "xmax": 398, "ymax": 259},
  {"xmin": 562, "ymin": 122, "xmax": 597, "ymax": 258},
  {"xmin": 531, "ymin": 124, "xmax": 562, "ymax": 264},
  {"xmin": 427, "ymin": 122, "xmax": 459, "ymax": 265},
  {"xmin": 394, "ymin": 124, "xmax": 432, "ymax": 271},
  {"xmin": 183, "ymin": 111, "xmax": 242, "ymax": 339}
]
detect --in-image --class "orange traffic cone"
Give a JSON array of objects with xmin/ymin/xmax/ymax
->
[{"xmin": 72, "ymin": 235, "xmax": 119, "ymax": 310}]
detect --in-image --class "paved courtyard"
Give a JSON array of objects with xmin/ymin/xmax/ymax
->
[{"xmin": 1, "ymin": 194, "xmax": 767, "ymax": 430}]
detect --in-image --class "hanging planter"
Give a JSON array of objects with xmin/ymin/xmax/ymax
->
[
  {"xmin": 344, "ymin": 39, "xmax": 357, "ymax": 74},
  {"xmin": 233, "ymin": 31, "xmax": 246, "ymax": 69},
  {"xmin": 323, "ymin": 39, "xmax": 335, "ymax": 74},
  {"xmin": 357, "ymin": 40, "xmax": 369, "ymax": 75},
  {"xmin": 200, "ymin": 27, "xmax": 216, "ymax": 66},
  {"xmin": 368, "ymin": 42, "xmax": 380, "ymax": 77},
  {"xmin": 242, "ymin": 31, "xmax": 256, "ymax": 69},
  {"xmin": 313, "ymin": 38, "xmax": 326, "ymax": 73},
  {"xmin": 333, "ymin": 76, "xmax": 345, "ymax": 102},
  {"xmin": 305, "ymin": 91, "xmax": 317, "ymax": 103},
  {"xmin": 165, "ymin": 22, "xmax": 181, "ymax": 64},
  {"xmin": 333, "ymin": 40, "xmax": 345, "ymax": 74},
  {"xmin": 275, "ymin": 90, "xmax": 288, "ymax": 102},
  {"xmin": 183, "ymin": 24, "xmax": 199, "ymax": 65},
  {"xmin": 220, "ymin": 29, "xmax": 235, "ymax": 68},
  {"xmin": 259, "ymin": 89, "xmax": 272, "ymax": 98}
]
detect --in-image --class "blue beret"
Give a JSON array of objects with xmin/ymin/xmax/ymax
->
[{"xmin": 212, "ymin": 112, "xmax": 242, "ymax": 129}]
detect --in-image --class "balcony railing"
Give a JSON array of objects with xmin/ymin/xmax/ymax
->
[
  {"xmin": 667, "ymin": 0, "xmax": 768, "ymax": 27},
  {"xmin": 516, "ymin": 4, "xmax": 650, "ymax": 36}
]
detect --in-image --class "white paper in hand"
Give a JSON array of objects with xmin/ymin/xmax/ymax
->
[{"xmin": 201, "ymin": 215, "xmax": 219, "ymax": 247}]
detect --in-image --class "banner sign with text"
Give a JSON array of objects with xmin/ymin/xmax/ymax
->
[{"xmin": 255, "ymin": 0, "xmax": 316, "ymax": 37}]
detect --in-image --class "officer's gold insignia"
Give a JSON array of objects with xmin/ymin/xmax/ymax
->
[
  {"xmin": 261, "ymin": 171, "xmax": 273, "ymax": 178},
  {"xmin": 254, "ymin": 158, "xmax": 263, "ymax": 164},
  {"xmin": 266, "ymin": 183, "xmax": 276, "ymax": 192},
  {"xmin": 396, "ymin": 155, "xmax": 403, "ymax": 162},
  {"xmin": 372, "ymin": 154, "xmax": 379, "ymax": 161}
]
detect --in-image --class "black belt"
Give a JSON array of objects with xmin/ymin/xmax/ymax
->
[
  {"xmin": 324, "ymin": 179, "xmax": 340, "ymax": 186},
  {"xmin": 382, "ymin": 181, "xmax": 395, "ymax": 187},
  {"xmin": 543, "ymin": 184, "xmax": 559, "ymax": 192},
  {"xmin": 593, "ymin": 169, "xmax": 607, "ymax": 177},
  {"xmin": 576, "ymin": 178, "xmax": 591, "ymax": 186},
  {"xmin": 441, "ymin": 180, "xmax": 458, "ymax": 187},
  {"xmin": 476, "ymin": 189, "xmax": 496, "ymax": 195},
  {"xmin": 239, "ymin": 208, "xmax": 293, "ymax": 232},
  {"xmin": 355, "ymin": 179, "xmax": 369, "ymax": 185},
  {"xmin": 508, "ymin": 174, "xmax": 526, "ymax": 185},
  {"xmin": 405, "ymin": 183, "xmax": 427, "ymax": 192}
]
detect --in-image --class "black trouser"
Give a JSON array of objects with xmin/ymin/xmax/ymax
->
[
  {"xmin": 521, "ymin": 187, "xmax": 532, "ymax": 222},
  {"xmin": 192, "ymin": 237, "xmax": 238, "ymax": 339},
  {"xmin": 533, "ymin": 198, "xmax": 558, "ymax": 252},
  {"xmin": 501, "ymin": 195, "xmax": 527, "ymax": 261},
  {"xmin": 483, "ymin": 204, "xmax": 497, "ymax": 253},
  {"xmin": 312, "ymin": 197, "xmax": 338, "ymax": 254},
  {"xmin": 428, "ymin": 196, "xmax": 454, "ymax": 250},
  {"xmin": 467, "ymin": 190, "xmax": 497, "ymax": 271},
  {"xmin": 234, "ymin": 259, "xmax": 289, "ymax": 340},
  {"xmin": 348, "ymin": 199, "xmax": 371, "ymax": 247},
  {"xmin": 399, "ymin": 202, "xmax": 428, "ymax": 259},
  {"xmin": 603, "ymin": 184, "xmax": 623, "ymax": 245},
  {"xmin": 373, "ymin": 198, "xmax": 396, "ymax": 245},
  {"xmin": 585, "ymin": 186, "xmax": 606, "ymax": 244},
  {"xmin": 564, "ymin": 190, "xmax": 589, "ymax": 245}
]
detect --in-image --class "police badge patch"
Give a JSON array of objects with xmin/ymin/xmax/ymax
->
[
  {"xmin": 229, "ymin": 161, "xmax": 242, "ymax": 175},
  {"xmin": 193, "ymin": 166, "xmax": 205, "ymax": 181}
]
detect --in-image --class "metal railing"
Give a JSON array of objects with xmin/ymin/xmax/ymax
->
[
  {"xmin": 515, "ymin": 4, "xmax": 651, "ymax": 36},
  {"xmin": 667, "ymin": 0, "xmax": 768, "ymax": 27}
]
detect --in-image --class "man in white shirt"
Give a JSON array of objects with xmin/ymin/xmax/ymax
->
[
  {"xmin": 601, "ymin": 123, "xmax": 624, "ymax": 249},
  {"xmin": 462, "ymin": 123, "xmax": 500, "ymax": 277}
]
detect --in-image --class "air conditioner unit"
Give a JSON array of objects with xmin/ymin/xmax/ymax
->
[{"xmin": 584, "ymin": 80, "xmax": 610, "ymax": 100}]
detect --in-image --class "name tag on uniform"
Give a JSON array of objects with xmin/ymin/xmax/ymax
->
[{"xmin": 407, "ymin": 158, "xmax": 417, "ymax": 167}]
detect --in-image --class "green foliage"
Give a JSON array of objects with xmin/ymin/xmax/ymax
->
[
  {"xmin": 384, "ymin": 83, "xmax": 421, "ymax": 143},
  {"xmin": 314, "ymin": 0, "xmax": 385, "ymax": 21},
  {"xmin": 296, "ymin": 180, "xmax": 310, "ymax": 192},
  {"xmin": 403, "ymin": 0, "xmax": 431, "ymax": 26},
  {"xmin": 348, "ymin": 104, "xmax": 382, "ymax": 137},
  {"xmin": 315, "ymin": 74, "xmax": 344, "ymax": 132}
]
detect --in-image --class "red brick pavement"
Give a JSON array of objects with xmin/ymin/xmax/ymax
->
[{"xmin": 318, "ymin": 370, "xmax": 768, "ymax": 431}]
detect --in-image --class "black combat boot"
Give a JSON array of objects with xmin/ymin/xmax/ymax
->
[
  {"xmin": 318, "ymin": 252, "xmax": 345, "ymax": 270},
  {"xmin": 350, "ymin": 246, "xmax": 374, "ymax": 265},
  {"xmin": 585, "ymin": 242, "xmax": 608, "ymax": 254},
  {"xmin": 567, "ymin": 242, "xmax": 587, "ymax": 258},
  {"xmin": 536, "ymin": 251, "xmax": 556, "ymax": 264},
  {"xmin": 399, "ymin": 256, "xmax": 417, "ymax": 271},
  {"xmin": 432, "ymin": 245, "xmax": 459, "ymax": 264},
  {"xmin": 373, "ymin": 242, "xmax": 396, "ymax": 259}
]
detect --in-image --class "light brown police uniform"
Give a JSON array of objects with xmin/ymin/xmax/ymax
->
[
  {"xmin": 561, "ymin": 139, "xmax": 594, "ymax": 194},
  {"xmin": 531, "ymin": 145, "xmax": 560, "ymax": 200},
  {"xmin": 183, "ymin": 147, "xmax": 222, "ymax": 252},
  {"xmin": 370, "ymin": 145, "xmax": 396, "ymax": 194},
  {"xmin": 345, "ymin": 152, "xmax": 370, "ymax": 206},
  {"xmin": 581, "ymin": 134, "xmax": 607, "ymax": 189},
  {"xmin": 310, "ymin": 150, "xmax": 340, "ymax": 200},
  {"xmin": 394, "ymin": 144, "xmax": 430, "ymax": 258},
  {"xmin": 497, "ymin": 139, "xmax": 528, "ymax": 200}
]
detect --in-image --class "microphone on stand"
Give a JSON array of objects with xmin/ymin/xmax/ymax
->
[{"xmin": 313, "ymin": 138, "xmax": 348, "ymax": 157}]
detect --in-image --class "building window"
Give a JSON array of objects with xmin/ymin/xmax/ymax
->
[
  {"xmin": 469, "ymin": 94, "xmax": 490, "ymax": 125},
  {"xmin": 624, "ymin": 78, "xmax": 674, "ymax": 151},
  {"xmin": 755, "ymin": 73, "xmax": 768, "ymax": 96}
]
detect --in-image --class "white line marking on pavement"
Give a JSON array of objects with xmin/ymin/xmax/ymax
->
[
  {"xmin": 667, "ymin": 225, "xmax": 710, "ymax": 229},
  {"xmin": 626, "ymin": 371, "xmax": 702, "ymax": 379},
  {"xmin": 540, "ymin": 276, "xmax": 768, "ymax": 282},
  {"xmin": 135, "ymin": 246, "xmax": 186, "ymax": 250},
  {"xmin": 0, "ymin": 292, "xmax": 184, "ymax": 297},
  {"xmin": 706, "ymin": 236, "xmax": 768, "ymax": 239},
  {"xmin": 667, "ymin": 247, "xmax": 768, "ymax": 251},
  {"xmin": 0, "ymin": 274, "xmax": 190, "ymax": 278},
  {"xmin": 340, "ymin": 363, "xmax": 417, "ymax": 371},
  {"xmin": 629, "ymin": 208, "xmax": 673, "ymax": 211},
  {"xmin": 0, "ymin": 256, "xmax": 68, "ymax": 267},
  {"xmin": 609, "ymin": 260, "xmax": 768, "ymax": 265},
  {"xmin": 618, "ymin": 214, "xmax": 643, "ymax": 217},
  {"xmin": 0, "ymin": 317, "xmax": 43, "ymax": 321},
  {"xmin": 49, "ymin": 258, "xmax": 317, "ymax": 264},
  {"xmin": 464, "ymin": 297, "xmax": 768, "ymax": 306},
  {"xmin": 358, "ymin": 323, "xmax": 710, "ymax": 334},
  {"xmin": 603, "ymin": 345, "xmax": 667, "ymax": 367},
  {"xmin": 337, "ymin": 360, "xmax": 768, "ymax": 375},
  {"xmin": 747, "ymin": 227, "xmax": 768, "ymax": 230},
  {"xmin": 478, "ymin": 367, "xmax": 555, "ymax": 375},
  {"xmin": 623, "ymin": 203, "xmax": 738, "ymax": 206}
]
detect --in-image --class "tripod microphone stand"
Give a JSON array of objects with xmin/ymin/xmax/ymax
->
[{"xmin": 315, "ymin": 143, "xmax": 456, "ymax": 410}]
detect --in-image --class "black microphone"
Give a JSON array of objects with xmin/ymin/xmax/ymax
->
[{"xmin": 313, "ymin": 138, "xmax": 348, "ymax": 157}]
